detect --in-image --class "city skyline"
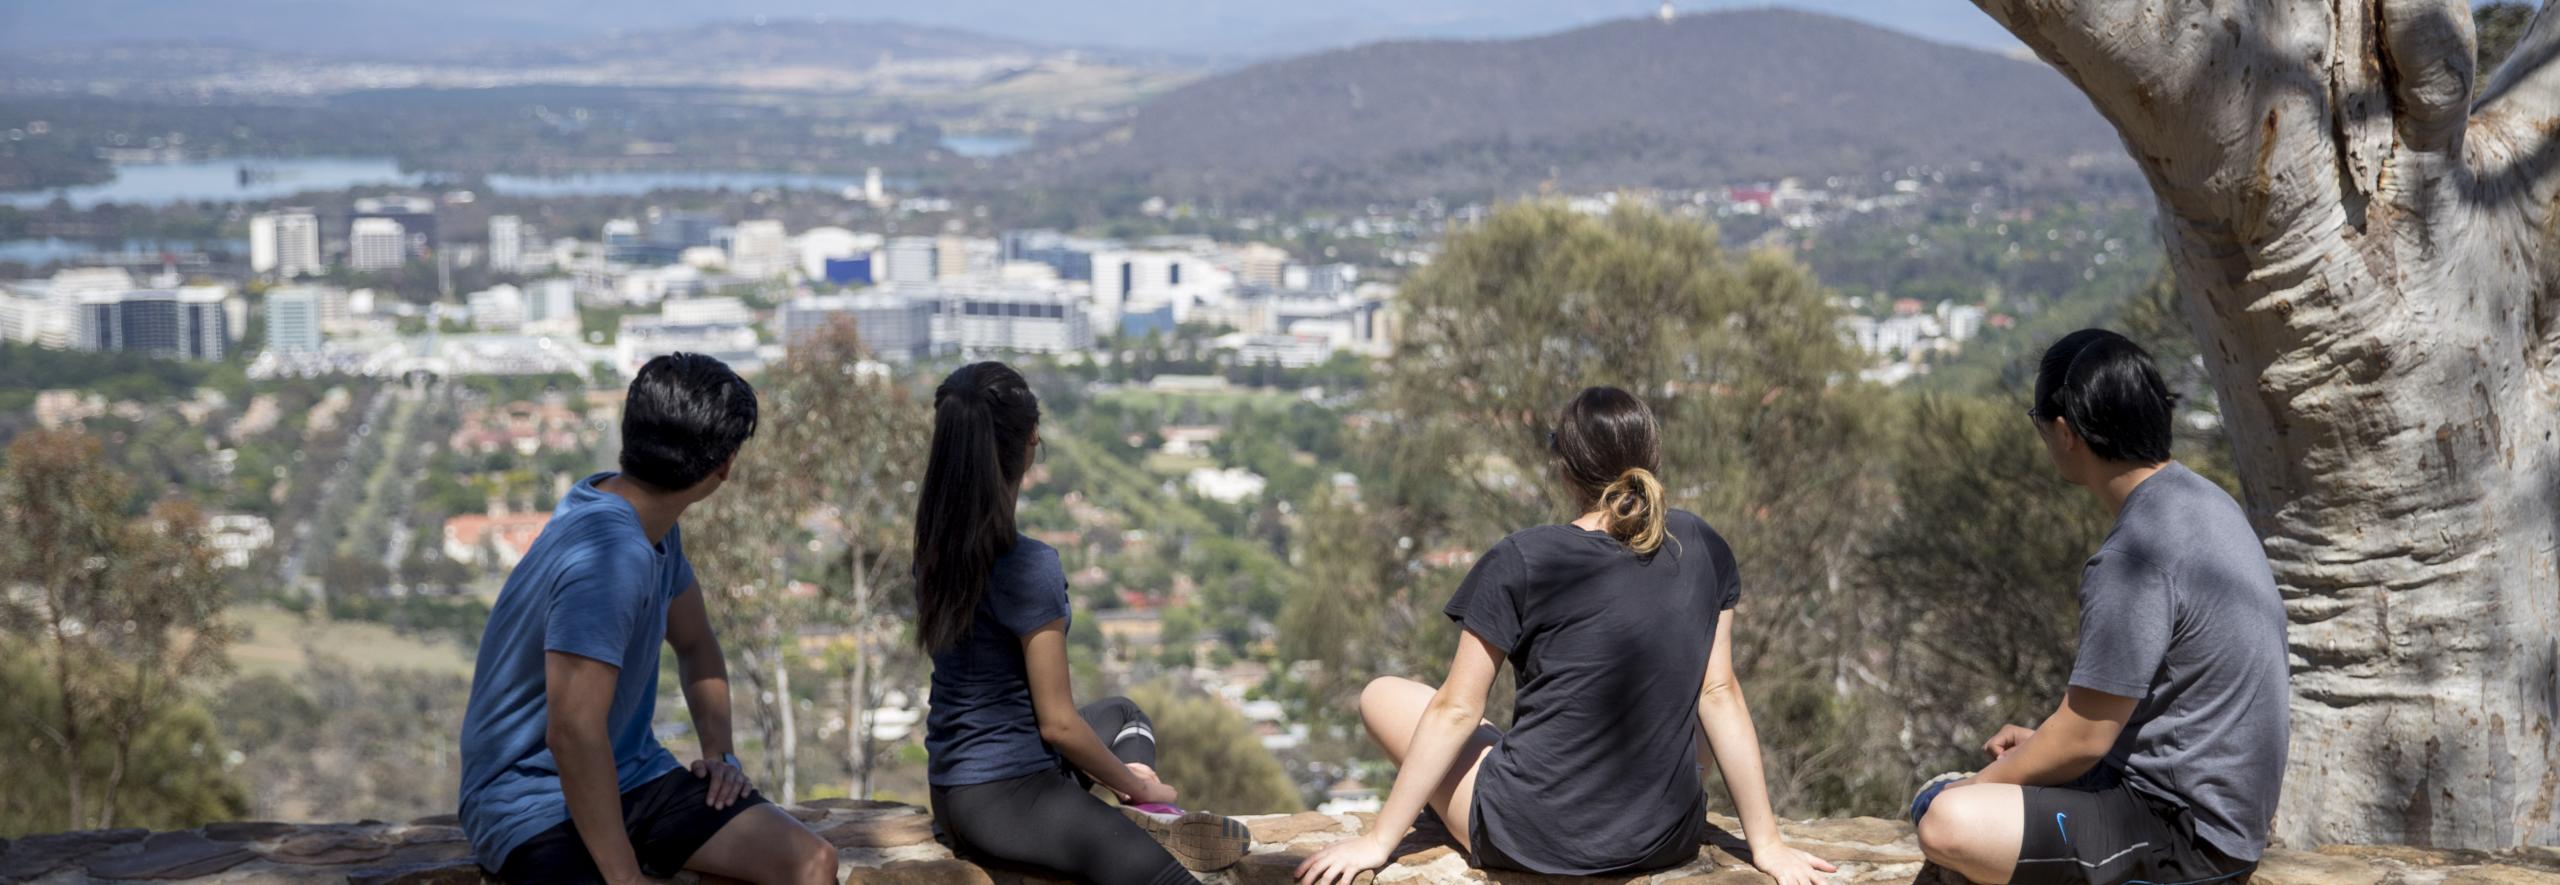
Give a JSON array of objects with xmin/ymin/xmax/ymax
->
[{"xmin": 1, "ymin": 0, "xmax": 2023, "ymax": 58}]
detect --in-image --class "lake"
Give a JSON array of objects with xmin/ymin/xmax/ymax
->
[
  {"xmin": 0, "ymin": 157, "xmax": 905, "ymax": 209},
  {"xmin": 0, "ymin": 237, "xmax": 243, "ymax": 265}
]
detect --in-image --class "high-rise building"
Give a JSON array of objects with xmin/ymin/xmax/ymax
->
[
  {"xmin": 250, "ymin": 209, "xmax": 324, "ymax": 278},
  {"xmin": 1235, "ymin": 243, "xmax": 1290, "ymax": 291},
  {"xmin": 728, "ymin": 220, "xmax": 792, "ymax": 279},
  {"xmin": 796, "ymin": 227, "xmax": 882, "ymax": 283},
  {"xmin": 882, "ymin": 237, "xmax": 939, "ymax": 284},
  {"xmin": 264, "ymin": 285, "xmax": 328, "ymax": 353},
  {"xmin": 779, "ymin": 293, "xmax": 940, "ymax": 363},
  {"xmin": 77, "ymin": 287, "xmax": 233, "ymax": 360},
  {"xmin": 1003, "ymin": 230, "xmax": 1101, "ymax": 282},
  {"xmin": 467, "ymin": 284, "xmax": 528, "ymax": 331},
  {"xmin": 488, "ymin": 215, "xmax": 524, "ymax": 273},
  {"xmin": 352, "ymin": 195, "xmax": 438, "ymax": 253},
  {"xmin": 661, "ymin": 296, "xmax": 753, "ymax": 327},
  {"xmin": 349, "ymin": 217, "xmax": 407, "ymax": 271},
  {"xmin": 936, "ymin": 235, "xmax": 1000, "ymax": 281},
  {"xmin": 650, "ymin": 212, "xmax": 722, "ymax": 250},
  {"xmin": 933, "ymin": 288, "xmax": 1093, "ymax": 354},
  {"xmin": 525, "ymin": 279, "xmax": 578, "ymax": 335},
  {"xmin": 0, "ymin": 287, "xmax": 37, "ymax": 345}
]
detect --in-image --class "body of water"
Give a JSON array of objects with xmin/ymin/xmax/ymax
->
[
  {"xmin": 1, "ymin": 157, "xmax": 904, "ymax": 209},
  {"xmin": 939, "ymin": 134, "xmax": 1032, "ymax": 158},
  {"xmin": 0, "ymin": 237, "xmax": 244, "ymax": 265}
]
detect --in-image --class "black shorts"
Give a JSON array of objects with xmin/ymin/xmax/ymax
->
[
  {"xmin": 2012, "ymin": 774, "xmax": 2255, "ymax": 885},
  {"xmin": 495, "ymin": 767, "xmax": 768, "ymax": 884}
]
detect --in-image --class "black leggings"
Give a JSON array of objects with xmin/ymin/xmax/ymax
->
[{"xmin": 930, "ymin": 697, "xmax": 1193, "ymax": 885}]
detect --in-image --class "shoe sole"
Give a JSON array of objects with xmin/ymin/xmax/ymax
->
[{"xmin": 1121, "ymin": 807, "xmax": 1252, "ymax": 871}]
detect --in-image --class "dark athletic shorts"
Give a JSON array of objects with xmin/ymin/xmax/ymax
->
[
  {"xmin": 2012, "ymin": 772, "xmax": 2255, "ymax": 885},
  {"xmin": 495, "ymin": 767, "xmax": 768, "ymax": 884}
]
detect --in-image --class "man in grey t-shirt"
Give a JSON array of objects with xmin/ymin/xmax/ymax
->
[{"xmin": 1910, "ymin": 330, "xmax": 2290, "ymax": 885}]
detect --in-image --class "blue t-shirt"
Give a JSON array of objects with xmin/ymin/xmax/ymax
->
[
  {"xmin": 456, "ymin": 473, "xmax": 694, "ymax": 869},
  {"xmin": 923, "ymin": 535, "xmax": 1071, "ymax": 786}
]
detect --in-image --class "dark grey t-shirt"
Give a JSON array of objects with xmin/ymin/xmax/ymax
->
[
  {"xmin": 2070, "ymin": 462, "xmax": 2290, "ymax": 860},
  {"xmin": 924, "ymin": 535, "xmax": 1072, "ymax": 787},
  {"xmin": 1443, "ymin": 510, "xmax": 1735, "ymax": 875}
]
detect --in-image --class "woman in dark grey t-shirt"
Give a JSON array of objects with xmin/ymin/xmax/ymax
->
[{"xmin": 1296, "ymin": 387, "xmax": 1834, "ymax": 885}]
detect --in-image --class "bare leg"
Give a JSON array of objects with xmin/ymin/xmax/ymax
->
[
  {"xmin": 1915, "ymin": 783, "xmax": 2024, "ymax": 885},
  {"xmin": 1358, "ymin": 676, "xmax": 1498, "ymax": 852},
  {"xmin": 683, "ymin": 804, "xmax": 840, "ymax": 885}
]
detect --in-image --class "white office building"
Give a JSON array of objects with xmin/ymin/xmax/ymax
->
[
  {"xmin": 468, "ymin": 284, "xmax": 528, "ymax": 332},
  {"xmin": 525, "ymin": 279, "xmax": 578, "ymax": 335},
  {"xmin": 778, "ymin": 292, "xmax": 939, "ymax": 363},
  {"xmin": 488, "ymin": 215, "xmax": 525, "ymax": 273},
  {"xmin": 936, "ymin": 235, "xmax": 1001, "ymax": 281},
  {"xmin": 882, "ymin": 236, "xmax": 939, "ymax": 285},
  {"xmin": 662, "ymin": 296, "xmax": 753, "ymax": 327},
  {"xmin": 349, "ymin": 217, "xmax": 407, "ymax": 271},
  {"xmin": 1088, "ymin": 249, "xmax": 1236, "ymax": 329},
  {"xmin": 615, "ymin": 316, "xmax": 763, "ymax": 379},
  {"xmin": 728, "ymin": 220, "xmax": 793, "ymax": 279},
  {"xmin": 796, "ymin": 227, "xmax": 881, "ymax": 281},
  {"xmin": 264, "ymin": 285, "xmax": 330, "ymax": 353},
  {"xmin": 934, "ymin": 289, "xmax": 1093, "ymax": 354},
  {"xmin": 250, "ymin": 209, "xmax": 324, "ymax": 278}
]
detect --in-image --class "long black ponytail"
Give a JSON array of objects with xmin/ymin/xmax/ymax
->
[{"xmin": 913, "ymin": 362, "xmax": 1041, "ymax": 652}]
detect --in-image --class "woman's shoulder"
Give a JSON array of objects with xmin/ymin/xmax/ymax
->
[
  {"xmin": 1666, "ymin": 509, "xmax": 1732, "ymax": 551},
  {"xmin": 992, "ymin": 535, "xmax": 1067, "ymax": 593}
]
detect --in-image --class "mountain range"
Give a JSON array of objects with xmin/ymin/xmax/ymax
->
[
  {"xmin": 0, "ymin": 1, "xmax": 2021, "ymax": 58},
  {"xmin": 1015, "ymin": 9, "xmax": 2119, "ymax": 206}
]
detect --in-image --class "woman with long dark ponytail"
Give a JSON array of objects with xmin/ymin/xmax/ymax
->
[
  {"xmin": 1297, "ymin": 387, "xmax": 1835, "ymax": 885},
  {"xmin": 915, "ymin": 362, "xmax": 1249, "ymax": 885}
]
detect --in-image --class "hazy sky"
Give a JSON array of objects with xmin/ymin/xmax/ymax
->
[{"xmin": 0, "ymin": 1, "xmax": 2023, "ymax": 57}]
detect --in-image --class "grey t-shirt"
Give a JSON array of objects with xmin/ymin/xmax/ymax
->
[
  {"xmin": 2070, "ymin": 462, "xmax": 2290, "ymax": 860},
  {"xmin": 1443, "ymin": 510, "xmax": 1733, "ymax": 875}
]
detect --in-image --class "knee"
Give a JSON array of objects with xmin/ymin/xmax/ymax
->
[
  {"xmin": 1358, "ymin": 676, "xmax": 1418, "ymax": 717},
  {"xmin": 1094, "ymin": 695, "xmax": 1142, "ymax": 717},
  {"xmin": 792, "ymin": 837, "xmax": 840, "ymax": 885},
  {"xmin": 1914, "ymin": 788, "xmax": 1990, "ymax": 864}
]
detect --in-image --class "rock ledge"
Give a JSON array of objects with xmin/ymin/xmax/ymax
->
[{"xmin": 6, "ymin": 802, "xmax": 2556, "ymax": 884}]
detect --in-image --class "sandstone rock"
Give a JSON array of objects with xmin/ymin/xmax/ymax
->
[
  {"xmin": 822, "ymin": 815, "xmax": 940, "ymax": 849},
  {"xmin": 784, "ymin": 805, "xmax": 830, "ymax": 823},
  {"xmin": 807, "ymin": 798, "xmax": 912, "ymax": 812},
  {"xmin": 1249, "ymin": 812, "xmax": 1351, "ymax": 845},
  {"xmin": 345, "ymin": 857, "xmax": 491, "ymax": 885},
  {"xmin": 199, "ymin": 821, "xmax": 298, "ymax": 842},
  {"xmin": 845, "ymin": 859, "xmax": 998, "ymax": 885},
  {"xmin": 406, "ymin": 814, "xmax": 463, "ymax": 827},
  {"xmin": 1782, "ymin": 817, "xmax": 1923, "ymax": 864},
  {"xmin": 264, "ymin": 827, "xmax": 397, "ymax": 865},
  {"xmin": 80, "ymin": 832, "xmax": 258, "ymax": 879},
  {"xmin": 0, "ymin": 827, "xmax": 149, "ymax": 880},
  {"xmin": 2441, "ymin": 866, "xmax": 2560, "ymax": 885},
  {"xmin": 2248, "ymin": 848, "xmax": 2386, "ymax": 885},
  {"xmin": 8, "ymin": 802, "xmax": 2556, "ymax": 885}
]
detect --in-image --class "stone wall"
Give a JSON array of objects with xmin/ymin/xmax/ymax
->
[{"xmin": 6, "ymin": 801, "xmax": 2557, "ymax": 884}]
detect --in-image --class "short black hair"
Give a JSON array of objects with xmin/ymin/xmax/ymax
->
[
  {"xmin": 620, "ymin": 352, "xmax": 758, "ymax": 491},
  {"xmin": 2032, "ymin": 329, "xmax": 2177, "ymax": 464}
]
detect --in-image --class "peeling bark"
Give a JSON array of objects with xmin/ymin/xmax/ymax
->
[{"xmin": 1975, "ymin": 0, "xmax": 2560, "ymax": 850}]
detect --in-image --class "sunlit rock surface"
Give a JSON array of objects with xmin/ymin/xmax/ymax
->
[{"xmin": 6, "ymin": 801, "xmax": 2556, "ymax": 883}]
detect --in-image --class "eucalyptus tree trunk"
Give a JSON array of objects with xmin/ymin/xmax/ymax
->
[
  {"xmin": 776, "ymin": 661, "xmax": 797, "ymax": 806},
  {"xmin": 1972, "ymin": 0, "xmax": 2560, "ymax": 849}
]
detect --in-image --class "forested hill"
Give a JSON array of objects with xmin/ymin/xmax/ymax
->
[{"xmin": 1019, "ymin": 9, "xmax": 2124, "ymax": 207}]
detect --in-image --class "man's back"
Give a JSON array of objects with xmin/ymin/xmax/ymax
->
[
  {"xmin": 456, "ymin": 473, "xmax": 691, "ymax": 869},
  {"xmin": 2075, "ymin": 462, "xmax": 2290, "ymax": 860}
]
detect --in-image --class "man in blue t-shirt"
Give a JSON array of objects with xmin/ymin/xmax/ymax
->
[{"xmin": 457, "ymin": 353, "xmax": 836, "ymax": 885}]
